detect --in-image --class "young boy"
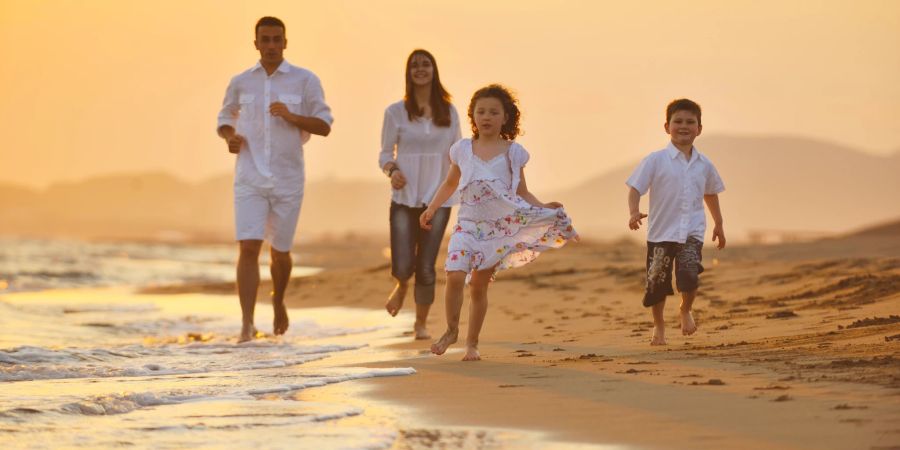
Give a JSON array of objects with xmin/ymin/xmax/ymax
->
[{"xmin": 626, "ymin": 98, "xmax": 726, "ymax": 345}]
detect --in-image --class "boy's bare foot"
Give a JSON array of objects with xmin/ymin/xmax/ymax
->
[
  {"xmin": 385, "ymin": 283, "xmax": 408, "ymax": 317},
  {"xmin": 650, "ymin": 326, "xmax": 667, "ymax": 346},
  {"xmin": 462, "ymin": 345, "xmax": 481, "ymax": 361},
  {"xmin": 430, "ymin": 329, "xmax": 458, "ymax": 355},
  {"xmin": 414, "ymin": 322, "xmax": 431, "ymax": 340},
  {"xmin": 238, "ymin": 324, "xmax": 258, "ymax": 343},
  {"xmin": 680, "ymin": 309, "xmax": 697, "ymax": 336},
  {"xmin": 273, "ymin": 302, "xmax": 290, "ymax": 335}
]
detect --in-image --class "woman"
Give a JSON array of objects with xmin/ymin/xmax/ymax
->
[{"xmin": 379, "ymin": 49, "xmax": 461, "ymax": 339}]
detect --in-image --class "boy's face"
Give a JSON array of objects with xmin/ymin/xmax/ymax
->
[
  {"xmin": 665, "ymin": 110, "xmax": 702, "ymax": 147},
  {"xmin": 255, "ymin": 26, "xmax": 287, "ymax": 66}
]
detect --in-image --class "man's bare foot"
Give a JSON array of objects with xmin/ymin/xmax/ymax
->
[
  {"xmin": 273, "ymin": 302, "xmax": 290, "ymax": 335},
  {"xmin": 462, "ymin": 345, "xmax": 481, "ymax": 361},
  {"xmin": 238, "ymin": 324, "xmax": 258, "ymax": 343},
  {"xmin": 384, "ymin": 283, "xmax": 408, "ymax": 317},
  {"xmin": 414, "ymin": 322, "xmax": 431, "ymax": 340},
  {"xmin": 680, "ymin": 309, "xmax": 697, "ymax": 336},
  {"xmin": 430, "ymin": 329, "xmax": 458, "ymax": 355},
  {"xmin": 650, "ymin": 326, "xmax": 667, "ymax": 346}
]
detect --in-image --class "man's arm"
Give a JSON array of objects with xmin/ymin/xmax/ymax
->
[
  {"xmin": 704, "ymin": 194, "xmax": 726, "ymax": 249},
  {"xmin": 269, "ymin": 103, "xmax": 331, "ymax": 136}
]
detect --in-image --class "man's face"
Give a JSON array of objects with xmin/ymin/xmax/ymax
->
[{"xmin": 255, "ymin": 26, "xmax": 286, "ymax": 65}]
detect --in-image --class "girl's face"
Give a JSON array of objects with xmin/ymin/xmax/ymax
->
[
  {"xmin": 408, "ymin": 54, "xmax": 434, "ymax": 87},
  {"xmin": 473, "ymin": 97, "xmax": 506, "ymax": 138}
]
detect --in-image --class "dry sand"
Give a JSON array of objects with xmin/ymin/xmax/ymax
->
[{"xmin": 154, "ymin": 235, "xmax": 900, "ymax": 449}]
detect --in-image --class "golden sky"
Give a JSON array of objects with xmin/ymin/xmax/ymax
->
[{"xmin": 1, "ymin": 0, "xmax": 898, "ymax": 191}]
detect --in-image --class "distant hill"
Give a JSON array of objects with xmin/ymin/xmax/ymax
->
[
  {"xmin": 550, "ymin": 135, "xmax": 900, "ymax": 242},
  {"xmin": 0, "ymin": 135, "xmax": 897, "ymax": 243}
]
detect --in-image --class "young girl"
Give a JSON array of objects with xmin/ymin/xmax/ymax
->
[{"xmin": 419, "ymin": 84, "xmax": 577, "ymax": 361}]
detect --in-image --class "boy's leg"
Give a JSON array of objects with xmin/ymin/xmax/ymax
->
[
  {"xmin": 270, "ymin": 247, "xmax": 292, "ymax": 335},
  {"xmin": 386, "ymin": 202, "xmax": 416, "ymax": 316},
  {"xmin": 643, "ymin": 242, "xmax": 677, "ymax": 345},
  {"xmin": 431, "ymin": 271, "xmax": 467, "ymax": 355},
  {"xmin": 463, "ymin": 266, "xmax": 494, "ymax": 361},
  {"xmin": 237, "ymin": 239, "xmax": 263, "ymax": 342},
  {"xmin": 675, "ymin": 237, "xmax": 704, "ymax": 336}
]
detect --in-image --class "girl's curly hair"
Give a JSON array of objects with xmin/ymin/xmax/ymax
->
[{"xmin": 467, "ymin": 84, "xmax": 520, "ymax": 140}]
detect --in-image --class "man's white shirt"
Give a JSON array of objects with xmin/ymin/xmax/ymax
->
[
  {"xmin": 217, "ymin": 60, "xmax": 333, "ymax": 194},
  {"xmin": 626, "ymin": 142, "xmax": 725, "ymax": 243}
]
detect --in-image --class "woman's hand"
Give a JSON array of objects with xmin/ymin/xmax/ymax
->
[
  {"xmin": 419, "ymin": 208, "xmax": 435, "ymax": 230},
  {"xmin": 390, "ymin": 169, "xmax": 407, "ymax": 190}
]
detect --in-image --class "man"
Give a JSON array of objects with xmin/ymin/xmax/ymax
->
[{"xmin": 216, "ymin": 16, "xmax": 333, "ymax": 342}]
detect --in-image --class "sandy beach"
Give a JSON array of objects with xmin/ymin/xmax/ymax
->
[{"xmin": 142, "ymin": 231, "xmax": 900, "ymax": 449}]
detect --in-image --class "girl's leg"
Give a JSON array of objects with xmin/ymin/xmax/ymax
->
[
  {"xmin": 386, "ymin": 202, "xmax": 416, "ymax": 316},
  {"xmin": 413, "ymin": 207, "xmax": 451, "ymax": 339},
  {"xmin": 463, "ymin": 267, "xmax": 494, "ymax": 361},
  {"xmin": 431, "ymin": 271, "xmax": 466, "ymax": 355}
]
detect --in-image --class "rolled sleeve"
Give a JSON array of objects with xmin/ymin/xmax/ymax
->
[
  {"xmin": 626, "ymin": 155, "xmax": 655, "ymax": 195},
  {"xmin": 379, "ymin": 107, "xmax": 399, "ymax": 169},
  {"xmin": 216, "ymin": 77, "xmax": 240, "ymax": 137},
  {"xmin": 705, "ymin": 163, "xmax": 725, "ymax": 195},
  {"xmin": 302, "ymin": 74, "xmax": 333, "ymax": 126}
]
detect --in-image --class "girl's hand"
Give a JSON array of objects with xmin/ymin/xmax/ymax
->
[
  {"xmin": 543, "ymin": 201, "xmax": 564, "ymax": 209},
  {"xmin": 390, "ymin": 170, "xmax": 407, "ymax": 190},
  {"xmin": 419, "ymin": 209, "xmax": 434, "ymax": 230}
]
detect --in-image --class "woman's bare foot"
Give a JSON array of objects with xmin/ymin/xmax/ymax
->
[
  {"xmin": 680, "ymin": 309, "xmax": 697, "ymax": 336},
  {"xmin": 238, "ymin": 324, "xmax": 258, "ymax": 343},
  {"xmin": 650, "ymin": 326, "xmax": 667, "ymax": 346},
  {"xmin": 273, "ymin": 302, "xmax": 290, "ymax": 335},
  {"xmin": 462, "ymin": 345, "xmax": 481, "ymax": 361},
  {"xmin": 384, "ymin": 283, "xmax": 408, "ymax": 317},
  {"xmin": 414, "ymin": 322, "xmax": 431, "ymax": 340},
  {"xmin": 430, "ymin": 329, "xmax": 458, "ymax": 355}
]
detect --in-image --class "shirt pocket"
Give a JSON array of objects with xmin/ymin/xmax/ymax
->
[
  {"xmin": 239, "ymin": 94, "xmax": 255, "ymax": 121},
  {"xmin": 278, "ymin": 94, "xmax": 303, "ymax": 115}
]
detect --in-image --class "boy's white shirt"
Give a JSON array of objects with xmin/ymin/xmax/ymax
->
[{"xmin": 626, "ymin": 142, "xmax": 725, "ymax": 244}]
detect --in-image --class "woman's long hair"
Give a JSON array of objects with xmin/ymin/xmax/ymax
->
[{"xmin": 404, "ymin": 49, "xmax": 452, "ymax": 127}]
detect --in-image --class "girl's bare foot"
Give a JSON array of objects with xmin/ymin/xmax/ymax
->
[
  {"xmin": 273, "ymin": 302, "xmax": 289, "ymax": 335},
  {"xmin": 462, "ymin": 345, "xmax": 481, "ymax": 361},
  {"xmin": 414, "ymin": 322, "xmax": 431, "ymax": 340},
  {"xmin": 238, "ymin": 324, "xmax": 258, "ymax": 343},
  {"xmin": 430, "ymin": 329, "xmax": 458, "ymax": 355},
  {"xmin": 680, "ymin": 309, "xmax": 697, "ymax": 336},
  {"xmin": 650, "ymin": 326, "xmax": 667, "ymax": 346},
  {"xmin": 385, "ymin": 283, "xmax": 407, "ymax": 317}
]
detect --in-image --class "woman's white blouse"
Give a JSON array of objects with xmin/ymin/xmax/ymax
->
[{"xmin": 379, "ymin": 101, "xmax": 461, "ymax": 207}]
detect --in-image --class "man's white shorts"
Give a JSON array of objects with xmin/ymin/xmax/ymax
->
[{"xmin": 234, "ymin": 184, "xmax": 303, "ymax": 252}]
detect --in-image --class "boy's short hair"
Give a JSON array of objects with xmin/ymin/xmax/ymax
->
[
  {"xmin": 666, "ymin": 99, "xmax": 702, "ymax": 125},
  {"xmin": 255, "ymin": 16, "xmax": 286, "ymax": 36}
]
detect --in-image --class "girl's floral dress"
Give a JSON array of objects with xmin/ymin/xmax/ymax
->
[{"xmin": 445, "ymin": 138, "xmax": 577, "ymax": 280}]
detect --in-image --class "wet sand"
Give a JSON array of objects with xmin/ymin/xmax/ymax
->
[{"xmin": 157, "ymin": 235, "xmax": 900, "ymax": 449}]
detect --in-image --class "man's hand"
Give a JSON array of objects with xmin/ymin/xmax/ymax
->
[
  {"xmin": 225, "ymin": 133, "xmax": 246, "ymax": 155},
  {"xmin": 390, "ymin": 170, "xmax": 407, "ymax": 190},
  {"xmin": 269, "ymin": 102, "xmax": 295, "ymax": 121},
  {"xmin": 629, "ymin": 211, "xmax": 648, "ymax": 230},
  {"xmin": 712, "ymin": 224, "xmax": 726, "ymax": 249}
]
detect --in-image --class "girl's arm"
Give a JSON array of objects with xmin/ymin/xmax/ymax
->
[
  {"xmin": 420, "ymin": 163, "xmax": 461, "ymax": 229},
  {"xmin": 516, "ymin": 168, "xmax": 562, "ymax": 209}
]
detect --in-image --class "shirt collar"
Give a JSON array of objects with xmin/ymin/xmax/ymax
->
[
  {"xmin": 250, "ymin": 60, "xmax": 292, "ymax": 74},
  {"xmin": 666, "ymin": 141, "xmax": 701, "ymax": 163}
]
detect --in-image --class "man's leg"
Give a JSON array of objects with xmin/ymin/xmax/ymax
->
[
  {"xmin": 271, "ymin": 247, "xmax": 292, "ymax": 335},
  {"xmin": 238, "ymin": 239, "xmax": 263, "ymax": 342}
]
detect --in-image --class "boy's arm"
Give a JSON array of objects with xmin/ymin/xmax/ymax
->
[
  {"xmin": 628, "ymin": 187, "xmax": 647, "ymax": 230},
  {"xmin": 704, "ymin": 194, "xmax": 726, "ymax": 249}
]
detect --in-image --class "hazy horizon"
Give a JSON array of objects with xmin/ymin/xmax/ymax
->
[{"xmin": 2, "ymin": 0, "xmax": 899, "ymax": 191}]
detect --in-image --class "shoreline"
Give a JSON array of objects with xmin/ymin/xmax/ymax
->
[{"xmin": 168, "ymin": 236, "xmax": 900, "ymax": 449}]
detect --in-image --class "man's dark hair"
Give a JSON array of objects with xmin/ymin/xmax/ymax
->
[
  {"xmin": 255, "ymin": 16, "xmax": 286, "ymax": 36},
  {"xmin": 666, "ymin": 98, "xmax": 702, "ymax": 125}
]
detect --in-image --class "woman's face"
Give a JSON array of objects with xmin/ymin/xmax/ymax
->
[{"xmin": 408, "ymin": 53, "xmax": 434, "ymax": 87}]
